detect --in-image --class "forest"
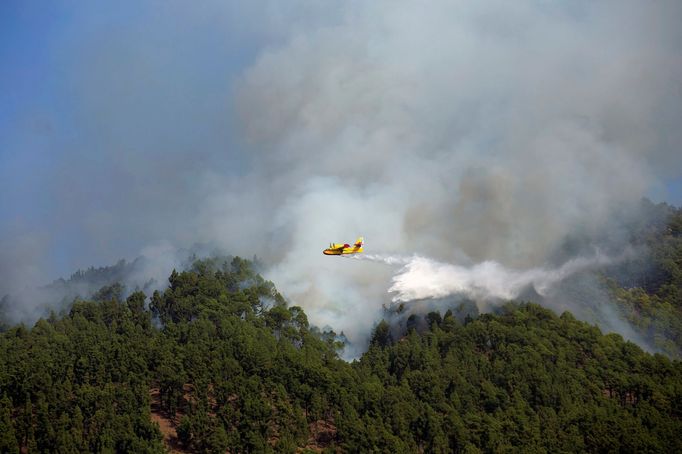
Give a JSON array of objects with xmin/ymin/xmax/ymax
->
[{"xmin": 0, "ymin": 202, "xmax": 681, "ymax": 453}]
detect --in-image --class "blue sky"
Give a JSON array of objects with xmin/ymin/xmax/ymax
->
[{"xmin": 1, "ymin": 1, "xmax": 268, "ymax": 277}]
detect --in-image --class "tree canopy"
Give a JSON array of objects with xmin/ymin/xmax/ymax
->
[
  {"xmin": 1, "ymin": 202, "xmax": 682, "ymax": 452},
  {"xmin": 1, "ymin": 255, "xmax": 680, "ymax": 453}
]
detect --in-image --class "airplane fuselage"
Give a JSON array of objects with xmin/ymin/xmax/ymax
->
[
  {"xmin": 323, "ymin": 245, "xmax": 364, "ymax": 255},
  {"xmin": 323, "ymin": 239, "xmax": 364, "ymax": 255}
]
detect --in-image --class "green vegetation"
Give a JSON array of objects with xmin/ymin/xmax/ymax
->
[
  {"xmin": 351, "ymin": 305, "xmax": 682, "ymax": 453},
  {"xmin": 0, "ymin": 257, "xmax": 352, "ymax": 453},
  {"xmin": 1, "ymin": 254, "xmax": 681, "ymax": 453},
  {"xmin": 605, "ymin": 200, "xmax": 682, "ymax": 357}
]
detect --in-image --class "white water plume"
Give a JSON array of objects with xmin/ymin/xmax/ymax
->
[
  {"xmin": 346, "ymin": 253, "xmax": 413, "ymax": 266},
  {"xmin": 355, "ymin": 252, "xmax": 618, "ymax": 304}
]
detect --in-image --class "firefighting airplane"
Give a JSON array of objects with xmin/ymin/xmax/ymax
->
[{"xmin": 323, "ymin": 237, "xmax": 364, "ymax": 255}]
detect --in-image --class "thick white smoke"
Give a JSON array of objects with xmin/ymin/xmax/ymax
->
[{"xmin": 232, "ymin": 1, "xmax": 682, "ymax": 351}]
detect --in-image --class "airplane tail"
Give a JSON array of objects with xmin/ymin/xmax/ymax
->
[{"xmin": 354, "ymin": 237, "xmax": 364, "ymax": 248}]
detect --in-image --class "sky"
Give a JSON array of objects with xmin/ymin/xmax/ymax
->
[{"xmin": 2, "ymin": 1, "xmax": 682, "ymax": 348}]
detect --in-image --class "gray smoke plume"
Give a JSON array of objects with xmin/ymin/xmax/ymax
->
[
  {"xmin": 231, "ymin": 1, "xmax": 682, "ymax": 350},
  {"xmin": 2, "ymin": 1, "xmax": 682, "ymax": 354}
]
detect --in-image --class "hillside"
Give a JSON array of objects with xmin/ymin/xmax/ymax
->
[
  {"xmin": 605, "ymin": 201, "xmax": 682, "ymax": 357},
  {"xmin": 1, "ymin": 256, "xmax": 681, "ymax": 453}
]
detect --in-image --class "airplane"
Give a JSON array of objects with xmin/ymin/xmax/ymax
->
[{"xmin": 323, "ymin": 237, "xmax": 364, "ymax": 255}]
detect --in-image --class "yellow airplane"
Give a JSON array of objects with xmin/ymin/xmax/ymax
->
[{"xmin": 323, "ymin": 237, "xmax": 364, "ymax": 255}]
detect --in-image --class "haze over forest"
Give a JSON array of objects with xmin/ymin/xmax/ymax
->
[{"xmin": 2, "ymin": 2, "xmax": 682, "ymax": 452}]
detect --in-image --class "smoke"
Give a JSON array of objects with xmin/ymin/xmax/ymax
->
[
  {"xmin": 0, "ymin": 241, "xmax": 216, "ymax": 324},
  {"xmin": 2, "ymin": 1, "xmax": 682, "ymax": 354},
  {"xmin": 233, "ymin": 1, "xmax": 682, "ymax": 352}
]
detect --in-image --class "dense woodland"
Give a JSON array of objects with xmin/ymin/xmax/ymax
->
[
  {"xmin": 0, "ymin": 201, "xmax": 681, "ymax": 453},
  {"xmin": 605, "ymin": 201, "xmax": 682, "ymax": 358}
]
